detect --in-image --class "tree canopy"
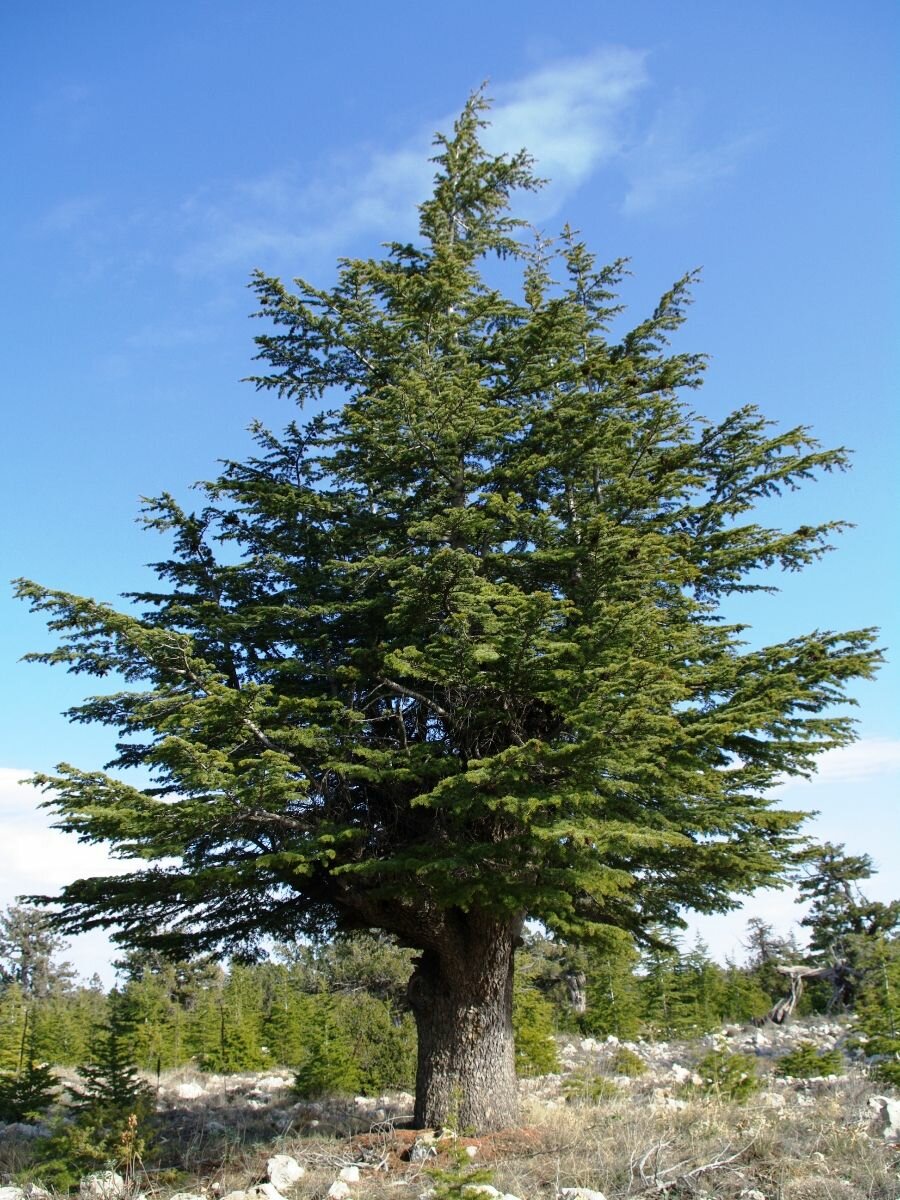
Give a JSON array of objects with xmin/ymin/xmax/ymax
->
[{"xmin": 15, "ymin": 93, "xmax": 880, "ymax": 1128}]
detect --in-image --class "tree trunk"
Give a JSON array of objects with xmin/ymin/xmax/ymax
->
[{"xmin": 407, "ymin": 913, "xmax": 520, "ymax": 1132}]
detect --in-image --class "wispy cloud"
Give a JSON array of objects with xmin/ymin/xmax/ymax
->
[
  {"xmin": 32, "ymin": 48, "xmax": 757, "ymax": 289},
  {"xmin": 621, "ymin": 92, "xmax": 757, "ymax": 216},
  {"xmin": 176, "ymin": 47, "xmax": 650, "ymax": 276},
  {"xmin": 778, "ymin": 737, "xmax": 900, "ymax": 788}
]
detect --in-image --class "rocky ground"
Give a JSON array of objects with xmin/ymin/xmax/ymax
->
[{"xmin": 1, "ymin": 1018, "xmax": 898, "ymax": 1200}]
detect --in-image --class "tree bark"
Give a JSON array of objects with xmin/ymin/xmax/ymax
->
[{"xmin": 407, "ymin": 912, "xmax": 520, "ymax": 1132}]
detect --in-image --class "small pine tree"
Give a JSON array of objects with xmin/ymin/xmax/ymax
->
[
  {"xmin": 512, "ymin": 974, "xmax": 559, "ymax": 1077},
  {"xmin": 292, "ymin": 995, "xmax": 360, "ymax": 1098},
  {"xmin": 775, "ymin": 1041, "xmax": 843, "ymax": 1078},
  {"xmin": 693, "ymin": 1048, "xmax": 760, "ymax": 1102},
  {"xmin": 69, "ymin": 989, "xmax": 153, "ymax": 1136},
  {"xmin": 852, "ymin": 934, "xmax": 900, "ymax": 1085},
  {"xmin": 582, "ymin": 932, "xmax": 642, "ymax": 1040},
  {"xmin": 0, "ymin": 1025, "xmax": 58, "ymax": 1122}
]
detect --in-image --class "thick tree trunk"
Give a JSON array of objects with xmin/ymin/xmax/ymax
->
[{"xmin": 407, "ymin": 913, "xmax": 520, "ymax": 1132}]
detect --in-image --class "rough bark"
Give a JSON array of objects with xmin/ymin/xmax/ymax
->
[{"xmin": 407, "ymin": 912, "xmax": 521, "ymax": 1132}]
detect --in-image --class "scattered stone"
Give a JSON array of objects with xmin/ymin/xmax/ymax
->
[
  {"xmin": 80, "ymin": 1173, "xmax": 126, "ymax": 1200},
  {"xmin": 0, "ymin": 1187, "xmax": 26, "ymax": 1200},
  {"xmin": 409, "ymin": 1135, "xmax": 438, "ymax": 1162},
  {"xmin": 558, "ymin": 1189, "xmax": 608, "ymax": 1200},
  {"xmin": 460, "ymin": 1188, "xmax": 501, "ymax": 1199},
  {"xmin": 267, "ymin": 1155, "xmax": 305, "ymax": 1192},
  {"xmin": 221, "ymin": 1192, "xmax": 247, "ymax": 1200},
  {"xmin": 327, "ymin": 1184, "xmax": 351, "ymax": 1200},
  {"xmin": 168, "ymin": 1194, "xmax": 205, "ymax": 1200},
  {"xmin": 338, "ymin": 1167, "xmax": 360, "ymax": 1184},
  {"xmin": 868, "ymin": 1094, "xmax": 900, "ymax": 1140},
  {"xmin": 175, "ymin": 1081, "xmax": 206, "ymax": 1100},
  {"xmin": 246, "ymin": 1186, "xmax": 286, "ymax": 1200}
]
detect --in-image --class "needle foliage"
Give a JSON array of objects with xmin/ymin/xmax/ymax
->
[{"xmin": 15, "ymin": 93, "xmax": 880, "ymax": 970}]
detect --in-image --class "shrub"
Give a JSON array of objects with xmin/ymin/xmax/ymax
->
[
  {"xmin": 608, "ymin": 1045, "xmax": 647, "ymax": 1076},
  {"xmin": 513, "ymin": 981, "xmax": 559, "ymax": 1077},
  {"xmin": 693, "ymin": 1048, "xmax": 760, "ymax": 1101},
  {"xmin": 775, "ymin": 1041, "xmax": 844, "ymax": 1078}
]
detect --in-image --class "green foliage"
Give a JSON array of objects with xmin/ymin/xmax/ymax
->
[
  {"xmin": 0, "ymin": 905, "xmax": 75, "ymax": 999},
  {"xmin": 796, "ymin": 844, "xmax": 900, "ymax": 1009},
  {"xmin": 563, "ymin": 1065, "xmax": 620, "ymax": 1103},
  {"xmin": 14, "ymin": 94, "xmax": 882, "ymax": 1123},
  {"xmin": 851, "ymin": 934, "xmax": 900, "ymax": 1086},
  {"xmin": 337, "ymin": 992, "xmax": 417, "ymax": 1093},
  {"xmin": 609, "ymin": 1045, "xmax": 647, "ymax": 1076},
  {"xmin": 0, "ymin": 1058, "xmax": 58, "ymax": 1123},
  {"xmin": 775, "ymin": 1041, "xmax": 844, "ymax": 1078},
  {"xmin": 581, "ymin": 932, "xmax": 643, "ymax": 1040},
  {"xmin": 68, "ymin": 989, "xmax": 154, "ymax": 1150},
  {"xmin": 692, "ymin": 1048, "xmax": 760, "ymax": 1102},
  {"xmin": 16, "ymin": 95, "xmax": 880, "ymax": 971},
  {"xmin": 425, "ymin": 1146, "xmax": 497, "ymax": 1200},
  {"xmin": 512, "ymin": 975, "xmax": 559, "ymax": 1077},
  {"xmin": 292, "ymin": 995, "xmax": 360, "ymax": 1098}
]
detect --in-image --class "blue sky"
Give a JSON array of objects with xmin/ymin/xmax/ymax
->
[{"xmin": 2, "ymin": 2, "xmax": 897, "ymax": 979}]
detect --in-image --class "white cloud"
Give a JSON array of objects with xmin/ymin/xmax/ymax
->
[
  {"xmin": 34, "ymin": 47, "xmax": 756, "ymax": 286},
  {"xmin": 621, "ymin": 92, "xmax": 756, "ymax": 216},
  {"xmin": 0, "ymin": 767, "xmax": 138, "ymax": 985},
  {"xmin": 176, "ymin": 48, "xmax": 650, "ymax": 276},
  {"xmin": 781, "ymin": 737, "xmax": 900, "ymax": 786}
]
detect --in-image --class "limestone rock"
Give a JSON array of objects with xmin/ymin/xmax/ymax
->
[
  {"xmin": 175, "ymin": 1081, "xmax": 206, "ymax": 1100},
  {"xmin": 868, "ymin": 1094, "xmax": 900, "ymax": 1140},
  {"xmin": 80, "ymin": 1173, "xmax": 126, "ymax": 1200},
  {"xmin": 0, "ymin": 1187, "xmax": 26, "ymax": 1200},
  {"xmin": 267, "ymin": 1155, "xmax": 306, "ymax": 1192},
  {"xmin": 338, "ymin": 1167, "xmax": 360, "ymax": 1184},
  {"xmin": 327, "ymin": 1184, "xmax": 351, "ymax": 1200},
  {"xmin": 558, "ymin": 1189, "xmax": 608, "ymax": 1200},
  {"xmin": 246, "ymin": 1185, "xmax": 286, "ymax": 1200}
]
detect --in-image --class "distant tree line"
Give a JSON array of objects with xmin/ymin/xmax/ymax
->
[{"xmin": 1, "ymin": 842, "xmax": 897, "ymax": 1109}]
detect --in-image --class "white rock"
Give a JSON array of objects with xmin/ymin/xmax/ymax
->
[
  {"xmin": 267, "ymin": 1155, "xmax": 306, "ymax": 1192},
  {"xmin": 338, "ymin": 1167, "xmax": 360, "ymax": 1184},
  {"xmin": 580, "ymin": 1038, "xmax": 598, "ymax": 1052},
  {"xmin": 246, "ymin": 1187, "xmax": 286, "ymax": 1200},
  {"xmin": 256, "ymin": 1075, "xmax": 291, "ymax": 1091},
  {"xmin": 327, "ymin": 1184, "xmax": 351, "ymax": 1200},
  {"xmin": 168, "ymin": 1194, "xmax": 205, "ymax": 1200},
  {"xmin": 669, "ymin": 1063, "xmax": 691, "ymax": 1084},
  {"xmin": 0, "ymin": 1187, "xmax": 26, "ymax": 1200},
  {"xmin": 221, "ymin": 1192, "xmax": 247, "ymax": 1200},
  {"xmin": 80, "ymin": 1174, "xmax": 126, "ymax": 1200},
  {"xmin": 559, "ymin": 1190, "xmax": 608, "ymax": 1200},
  {"xmin": 605, "ymin": 1035, "xmax": 619, "ymax": 1045},
  {"xmin": 461, "ymin": 1188, "xmax": 501, "ymax": 1199},
  {"xmin": 464, "ymin": 1146, "xmax": 479, "ymax": 1159},
  {"xmin": 175, "ymin": 1081, "xmax": 206, "ymax": 1099},
  {"xmin": 868, "ymin": 1094, "xmax": 900, "ymax": 1140}
]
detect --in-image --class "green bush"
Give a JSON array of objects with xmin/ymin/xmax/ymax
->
[
  {"xmin": 513, "ymin": 981, "xmax": 559, "ymax": 1077},
  {"xmin": 0, "ymin": 1058, "xmax": 58, "ymax": 1123},
  {"xmin": 563, "ymin": 1066, "xmax": 619, "ymax": 1103},
  {"xmin": 775, "ymin": 1041, "xmax": 844, "ymax": 1078},
  {"xmin": 608, "ymin": 1045, "xmax": 647, "ymax": 1076},
  {"xmin": 693, "ymin": 1048, "xmax": 760, "ymax": 1101}
]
